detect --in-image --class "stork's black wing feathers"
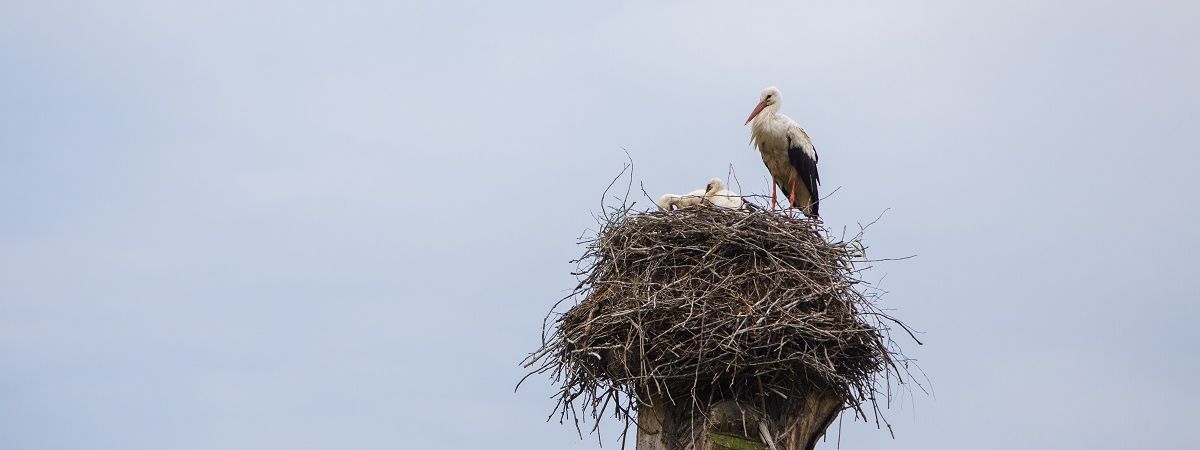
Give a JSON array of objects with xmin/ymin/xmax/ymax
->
[{"xmin": 786, "ymin": 139, "xmax": 820, "ymax": 217}]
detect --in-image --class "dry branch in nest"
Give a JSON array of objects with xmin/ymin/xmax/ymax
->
[{"xmin": 520, "ymin": 194, "xmax": 922, "ymax": 449}]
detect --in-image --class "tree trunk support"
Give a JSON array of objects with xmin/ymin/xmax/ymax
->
[{"xmin": 635, "ymin": 391, "xmax": 843, "ymax": 450}]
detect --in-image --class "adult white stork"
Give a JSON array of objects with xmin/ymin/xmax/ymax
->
[{"xmin": 744, "ymin": 86, "xmax": 820, "ymax": 217}]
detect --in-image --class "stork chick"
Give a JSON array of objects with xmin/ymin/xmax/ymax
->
[
  {"xmin": 658, "ymin": 178, "xmax": 745, "ymax": 211},
  {"xmin": 703, "ymin": 177, "xmax": 745, "ymax": 210},
  {"xmin": 657, "ymin": 188, "xmax": 707, "ymax": 211}
]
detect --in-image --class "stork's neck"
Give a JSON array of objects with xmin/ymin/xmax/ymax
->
[{"xmin": 750, "ymin": 103, "xmax": 781, "ymax": 129}]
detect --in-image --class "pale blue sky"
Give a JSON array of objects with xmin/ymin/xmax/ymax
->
[{"xmin": 1, "ymin": 1, "xmax": 1197, "ymax": 449}]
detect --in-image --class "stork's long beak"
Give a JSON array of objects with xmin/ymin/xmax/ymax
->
[{"xmin": 744, "ymin": 100, "xmax": 768, "ymax": 125}]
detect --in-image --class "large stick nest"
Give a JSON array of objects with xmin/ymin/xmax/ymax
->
[{"xmin": 521, "ymin": 195, "xmax": 921, "ymax": 441}]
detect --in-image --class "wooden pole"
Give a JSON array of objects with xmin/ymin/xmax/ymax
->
[{"xmin": 636, "ymin": 390, "xmax": 843, "ymax": 450}]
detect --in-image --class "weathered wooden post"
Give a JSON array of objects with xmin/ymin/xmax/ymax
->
[
  {"xmin": 635, "ymin": 391, "xmax": 843, "ymax": 450},
  {"xmin": 521, "ymin": 206, "xmax": 917, "ymax": 450}
]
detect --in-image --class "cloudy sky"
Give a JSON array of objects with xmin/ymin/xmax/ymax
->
[{"xmin": 2, "ymin": 1, "xmax": 1197, "ymax": 449}]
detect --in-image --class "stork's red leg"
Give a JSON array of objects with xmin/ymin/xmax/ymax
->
[
  {"xmin": 789, "ymin": 179, "xmax": 798, "ymax": 208},
  {"xmin": 770, "ymin": 181, "xmax": 778, "ymax": 210}
]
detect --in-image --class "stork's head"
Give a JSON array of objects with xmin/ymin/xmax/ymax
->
[
  {"xmin": 657, "ymin": 194, "xmax": 678, "ymax": 211},
  {"xmin": 705, "ymin": 177, "xmax": 725, "ymax": 194},
  {"xmin": 744, "ymin": 86, "xmax": 782, "ymax": 125}
]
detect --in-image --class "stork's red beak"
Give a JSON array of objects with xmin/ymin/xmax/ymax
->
[{"xmin": 744, "ymin": 100, "xmax": 768, "ymax": 125}]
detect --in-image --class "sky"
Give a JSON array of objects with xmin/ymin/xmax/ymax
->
[{"xmin": 1, "ymin": 1, "xmax": 1197, "ymax": 449}]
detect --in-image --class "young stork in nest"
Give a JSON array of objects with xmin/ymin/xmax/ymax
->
[
  {"xmin": 703, "ymin": 177, "xmax": 745, "ymax": 210},
  {"xmin": 745, "ymin": 86, "xmax": 821, "ymax": 217},
  {"xmin": 657, "ymin": 188, "xmax": 707, "ymax": 211},
  {"xmin": 657, "ymin": 177, "xmax": 745, "ymax": 211}
]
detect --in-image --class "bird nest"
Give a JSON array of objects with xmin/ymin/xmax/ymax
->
[{"xmin": 520, "ymin": 200, "xmax": 921, "ymax": 443}]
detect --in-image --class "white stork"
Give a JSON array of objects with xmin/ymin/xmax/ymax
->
[
  {"xmin": 657, "ymin": 188, "xmax": 707, "ymax": 211},
  {"xmin": 745, "ymin": 86, "xmax": 821, "ymax": 217},
  {"xmin": 703, "ymin": 177, "xmax": 745, "ymax": 210},
  {"xmin": 657, "ymin": 177, "xmax": 745, "ymax": 211}
]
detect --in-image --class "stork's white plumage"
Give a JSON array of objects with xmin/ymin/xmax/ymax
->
[
  {"xmin": 703, "ymin": 177, "xmax": 745, "ymax": 210},
  {"xmin": 656, "ymin": 195, "xmax": 679, "ymax": 211},
  {"xmin": 657, "ymin": 188, "xmax": 707, "ymax": 211},
  {"xmin": 745, "ymin": 86, "xmax": 821, "ymax": 217},
  {"xmin": 657, "ymin": 177, "xmax": 745, "ymax": 211}
]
